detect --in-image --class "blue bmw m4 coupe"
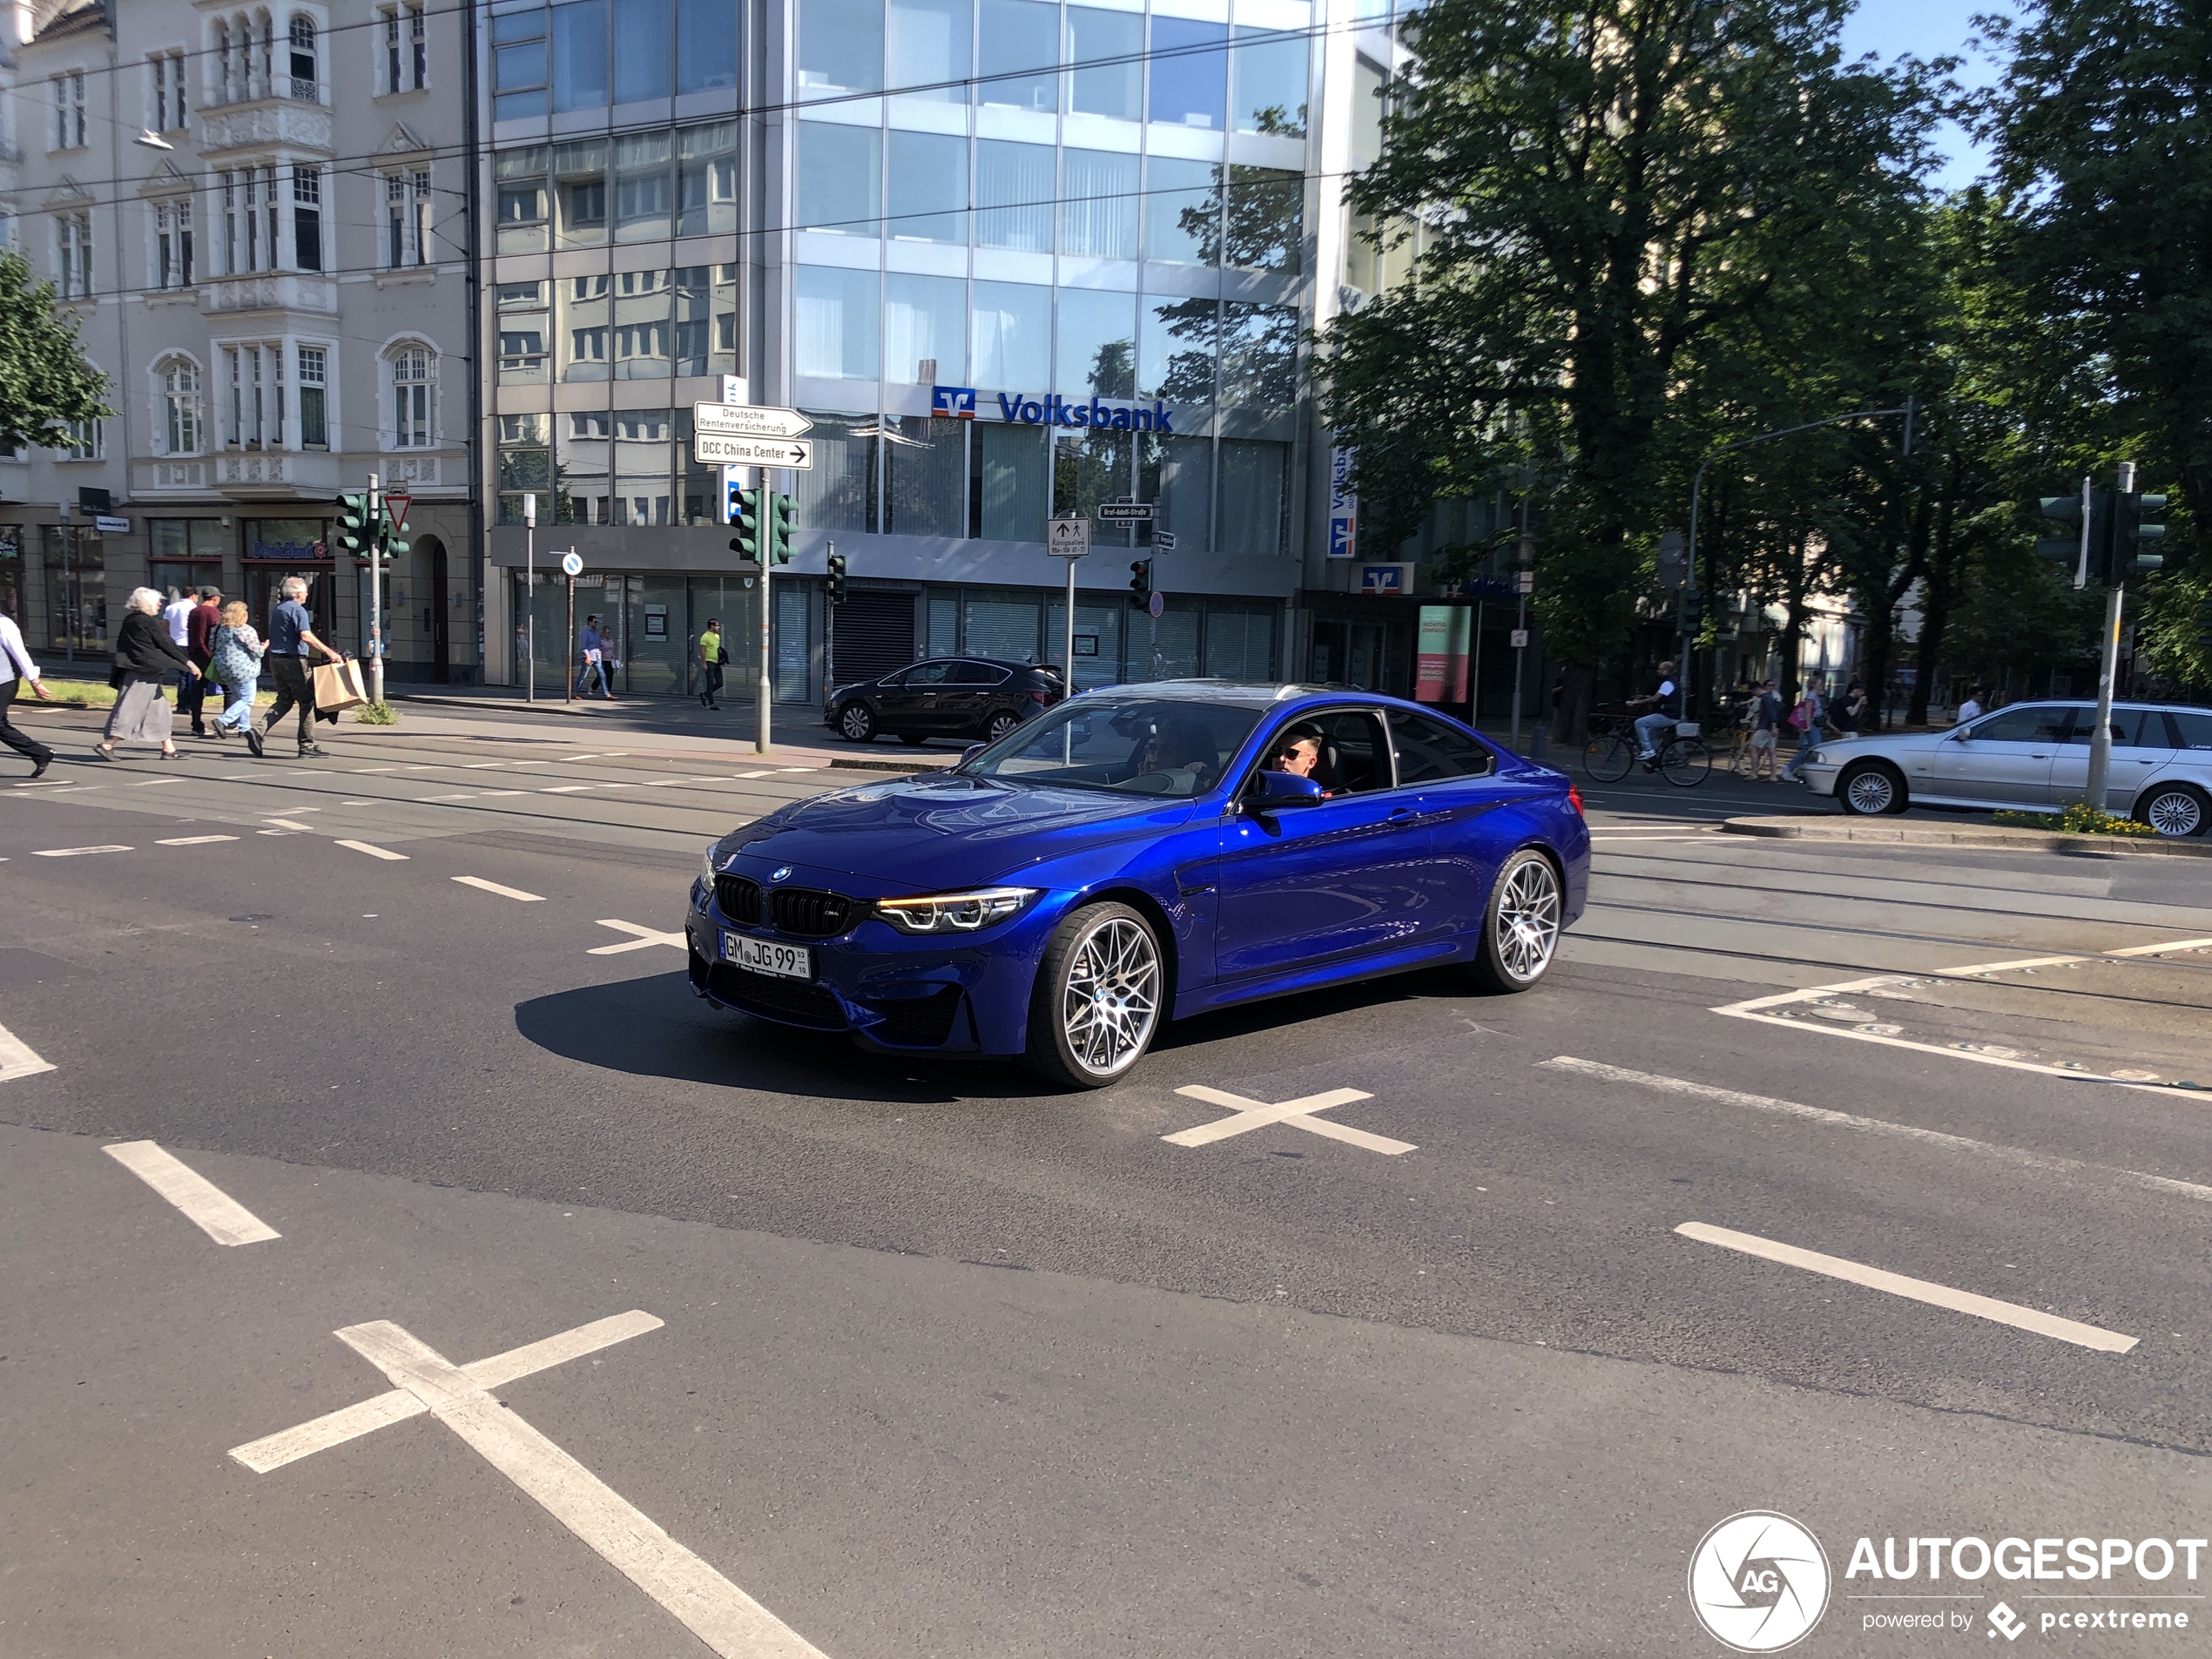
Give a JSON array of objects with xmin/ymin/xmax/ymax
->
[{"xmin": 685, "ymin": 682, "xmax": 1590, "ymax": 1089}]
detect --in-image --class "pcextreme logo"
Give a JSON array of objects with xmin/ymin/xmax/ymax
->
[{"xmin": 1689, "ymin": 1511, "xmax": 1833, "ymax": 1652}]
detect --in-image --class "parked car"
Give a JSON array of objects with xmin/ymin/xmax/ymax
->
[
  {"xmin": 691, "ymin": 682, "xmax": 1591, "ymax": 1087},
  {"xmin": 1798, "ymin": 700, "xmax": 2212, "ymax": 835},
  {"xmin": 826, "ymin": 657, "xmax": 1062, "ymax": 746}
]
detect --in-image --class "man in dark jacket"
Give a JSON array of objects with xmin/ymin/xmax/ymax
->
[{"xmin": 182, "ymin": 586, "xmax": 222, "ymax": 737}]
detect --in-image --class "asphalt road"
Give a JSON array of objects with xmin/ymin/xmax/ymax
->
[{"xmin": 3, "ymin": 701, "xmax": 2209, "ymax": 1658}]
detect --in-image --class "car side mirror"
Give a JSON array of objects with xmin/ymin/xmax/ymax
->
[
  {"xmin": 961, "ymin": 744, "xmax": 983, "ymax": 764},
  {"xmin": 1249, "ymin": 770, "xmax": 1325, "ymax": 808}
]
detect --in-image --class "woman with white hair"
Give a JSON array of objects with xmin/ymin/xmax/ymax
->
[{"xmin": 95, "ymin": 586, "xmax": 199, "ymax": 760}]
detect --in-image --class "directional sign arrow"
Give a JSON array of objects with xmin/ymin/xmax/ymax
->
[
  {"xmin": 692, "ymin": 434, "xmax": 815, "ymax": 470},
  {"xmin": 692, "ymin": 403, "xmax": 814, "ymax": 439}
]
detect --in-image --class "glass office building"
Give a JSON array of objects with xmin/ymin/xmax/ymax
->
[{"xmin": 477, "ymin": 0, "xmax": 1339, "ymax": 699}]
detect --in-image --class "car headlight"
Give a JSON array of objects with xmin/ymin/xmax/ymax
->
[
  {"xmin": 701, "ymin": 845, "xmax": 719, "ymax": 886},
  {"xmin": 873, "ymin": 887, "xmax": 1039, "ymax": 934}
]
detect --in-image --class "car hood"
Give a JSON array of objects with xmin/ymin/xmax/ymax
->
[
  {"xmin": 1822, "ymin": 731, "xmax": 1951, "ymax": 754},
  {"xmin": 719, "ymin": 773, "xmax": 1201, "ymax": 887}
]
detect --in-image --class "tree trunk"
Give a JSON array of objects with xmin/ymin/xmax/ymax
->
[{"xmin": 1908, "ymin": 457, "xmax": 1963, "ymax": 727}]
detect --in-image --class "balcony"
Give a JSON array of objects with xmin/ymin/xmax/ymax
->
[
  {"xmin": 197, "ymin": 90, "xmax": 332, "ymax": 156},
  {"xmin": 203, "ymin": 273, "xmax": 337, "ymax": 315},
  {"xmin": 133, "ymin": 459, "xmax": 212, "ymax": 496},
  {"xmin": 378, "ymin": 454, "xmax": 452, "ymax": 490},
  {"xmin": 212, "ymin": 450, "xmax": 341, "ymax": 500}
]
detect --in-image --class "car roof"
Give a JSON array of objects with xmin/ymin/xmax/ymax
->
[{"xmin": 1074, "ymin": 679, "xmax": 1426, "ymax": 711}]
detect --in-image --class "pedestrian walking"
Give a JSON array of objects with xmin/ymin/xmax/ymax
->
[
  {"xmin": 182, "ymin": 585, "xmax": 223, "ymax": 737},
  {"xmin": 208, "ymin": 601, "xmax": 266, "ymax": 739},
  {"xmin": 1747, "ymin": 678, "xmax": 1782, "ymax": 780},
  {"xmin": 1834, "ymin": 679, "xmax": 1868, "ymax": 738},
  {"xmin": 96, "ymin": 587, "xmax": 199, "ymax": 761},
  {"xmin": 697, "ymin": 618, "xmax": 725, "ymax": 709},
  {"xmin": 1784, "ymin": 683, "xmax": 1825, "ymax": 780},
  {"xmin": 253, "ymin": 575, "xmax": 343, "ymax": 759},
  {"xmin": 577, "ymin": 615, "xmax": 617, "ymax": 699},
  {"xmin": 0, "ymin": 603, "xmax": 57, "ymax": 779}
]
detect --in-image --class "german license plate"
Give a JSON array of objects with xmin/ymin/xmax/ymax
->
[{"xmin": 725, "ymin": 933, "xmax": 812, "ymax": 980}]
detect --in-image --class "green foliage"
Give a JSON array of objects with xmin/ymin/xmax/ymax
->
[
  {"xmin": 0, "ymin": 250, "xmax": 110, "ymax": 452},
  {"xmin": 1993, "ymin": 802, "xmax": 2155, "ymax": 836},
  {"xmin": 354, "ymin": 700, "xmax": 400, "ymax": 726}
]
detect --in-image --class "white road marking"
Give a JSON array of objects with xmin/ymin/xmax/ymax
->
[
  {"xmin": 1675, "ymin": 1221, "xmax": 2138, "ymax": 1353},
  {"xmin": 31, "ymin": 844, "xmax": 133, "ymax": 857},
  {"xmin": 156, "ymin": 834, "xmax": 239, "ymax": 846},
  {"xmin": 102, "ymin": 1141, "xmax": 280, "ymax": 1247},
  {"xmin": 453, "ymin": 875, "xmax": 545, "ymax": 902},
  {"xmin": 353, "ymin": 765, "xmax": 397, "ymax": 772},
  {"xmin": 221, "ymin": 772, "xmax": 259, "ymax": 779},
  {"xmin": 463, "ymin": 761, "xmax": 508, "ymax": 769},
  {"xmin": 416, "ymin": 792, "xmax": 479, "ymax": 801},
  {"xmin": 128, "ymin": 776, "xmax": 185, "ymax": 786},
  {"xmin": 736, "ymin": 770, "xmax": 775, "ymax": 779},
  {"xmin": 264, "ymin": 818, "xmax": 317, "ymax": 833},
  {"xmin": 541, "ymin": 784, "xmax": 595, "ymax": 792},
  {"xmin": 231, "ymin": 1310, "xmax": 664, "ymax": 1473},
  {"xmin": 589, "ymin": 920, "xmax": 688, "ymax": 955},
  {"xmin": 597, "ymin": 781, "xmax": 637, "ymax": 789},
  {"xmin": 1541, "ymin": 1057, "xmax": 2212, "ymax": 1204},
  {"xmin": 237, "ymin": 1315, "xmax": 827, "ymax": 1657},
  {"xmin": 476, "ymin": 789, "xmax": 527, "ymax": 797},
  {"xmin": 341, "ymin": 799, "xmax": 378, "ymax": 805},
  {"xmin": 0, "ymin": 1021, "xmax": 57, "ymax": 1082},
  {"xmin": 336, "ymin": 840, "xmax": 409, "ymax": 861},
  {"xmin": 775, "ymin": 767, "xmax": 818, "ymax": 774},
  {"xmin": 1165, "ymin": 1084, "xmax": 1415, "ymax": 1155},
  {"xmin": 256, "ymin": 828, "xmax": 294, "ymax": 836}
]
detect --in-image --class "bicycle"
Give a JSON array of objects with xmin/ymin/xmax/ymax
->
[{"xmin": 1581, "ymin": 713, "xmax": 1713, "ymax": 786}]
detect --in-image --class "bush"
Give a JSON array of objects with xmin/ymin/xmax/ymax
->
[
  {"xmin": 1993, "ymin": 801, "xmax": 2155, "ymax": 837},
  {"xmin": 354, "ymin": 700, "xmax": 399, "ymax": 725}
]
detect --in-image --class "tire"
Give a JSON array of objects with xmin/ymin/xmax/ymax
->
[
  {"xmin": 838, "ymin": 702, "xmax": 875, "ymax": 743},
  {"xmin": 1582, "ymin": 735, "xmax": 1631, "ymax": 783},
  {"xmin": 1660, "ymin": 738, "xmax": 1711, "ymax": 787},
  {"xmin": 1838, "ymin": 759, "xmax": 1905, "ymax": 817},
  {"xmin": 2135, "ymin": 782, "xmax": 2209, "ymax": 839},
  {"xmin": 900, "ymin": 732, "xmax": 930, "ymax": 746},
  {"xmin": 1467, "ymin": 849, "xmax": 1563, "ymax": 994},
  {"xmin": 984, "ymin": 710, "xmax": 1022, "ymax": 744},
  {"xmin": 1025, "ymin": 901, "xmax": 1163, "ymax": 1089}
]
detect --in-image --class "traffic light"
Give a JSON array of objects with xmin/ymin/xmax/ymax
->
[
  {"xmin": 766, "ymin": 490, "xmax": 797, "ymax": 566},
  {"xmin": 379, "ymin": 501, "xmax": 409, "ymax": 563},
  {"xmin": 1129, "ymin": 558, "xmax": 1152, "ymax": 609},
  {"xmin": 2196, "ymin": 597, "xmax": 2212, "ymax": 650},
  {"xmin": 725, "ymin": 474, "xmax": 744, "ymax": 526},
  {"xmin": 2035, "ymin": 492, "xmax": 2098, "ymax": 582},
  {"xmin": 334, "ymin": 491, "xmax": 372, "ymax": 556},
  {"xmin": 2108, "ymin": 490, "xmax": 2167, "ymax": 583},
  {"xmin": 1680, "ymin": 587, "xmax": 1705, "ymax": 628},
  {"xmin": 728, "ymin": 487, "xmax": 762, "ymax": 563},
  {"xmin": 826, "ymin": 551, "xmax": 847, "ymax": 604}
]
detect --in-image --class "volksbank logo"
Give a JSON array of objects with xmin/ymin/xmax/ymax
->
[{"xmin": 933, "ymin": 385, "xmax": 1176, "ymax": 433}]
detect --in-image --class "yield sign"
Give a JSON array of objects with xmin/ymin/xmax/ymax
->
[{"xmin": 384, "ymin": 489, "xmax": 411, "ymax": 532}]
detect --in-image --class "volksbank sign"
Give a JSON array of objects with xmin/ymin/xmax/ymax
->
[{"xmin": 934, "ymin": 385, "xmax": 1177, "ymax": 433}]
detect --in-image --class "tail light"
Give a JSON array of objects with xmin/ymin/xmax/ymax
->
[
  {"xmin": 1567, "ymin": 783, "xmax": 1586, "ymax": 817},
  {"xmin": 1028, "ymin": 689, "xmax": 1051, "ymax": 705}
]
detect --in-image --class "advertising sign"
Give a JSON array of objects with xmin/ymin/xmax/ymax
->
[
  {"xmin": 1328, "ymin": 445, "xmax": 1358, "ymax": 559},
  {"xmin": 1415, "ymin": 606, "xmax": 1450, "ymax": 702}
]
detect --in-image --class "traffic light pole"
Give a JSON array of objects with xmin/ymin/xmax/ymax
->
[
  {"xmin": 757, "ymin": 468, "xmax": 772, "ymax": 756},
  {"xmin": 523, "ymin": 493, "xmax": 536, "ymax": 705},
  {"xmin": 2085, "ymin": 461, "xmax": 2134, "ymax": 812},
  {"xmin": 368, "ymin": 473, "xmax": 385, "ymax": 707}
]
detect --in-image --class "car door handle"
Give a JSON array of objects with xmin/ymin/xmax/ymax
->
[{"xmin": 1386, "ymin": 807, "xmax": 1417, "ymax": 825}]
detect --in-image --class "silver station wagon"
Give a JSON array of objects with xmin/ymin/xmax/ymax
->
[{"xmin": 1798, "ymin": 701, "xmax": 2212, "ymax": 836}]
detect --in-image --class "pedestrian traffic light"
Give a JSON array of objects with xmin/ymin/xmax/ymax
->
[
  {"xmin": 728, "ymin": 487, "xmax": 762, "ymax": 563},
  {"xmin": 767, "ymin": 490, "xmax": 797, "ymax": 566},
  {"xmin": 334, "ymin": 491, "xmax": 372, "ymax": 556},
  {"xmin": 725, "ymin": 474, "xmax": 744, "ymax": 526},
  {"xmin": 826, "ymin": 551, "xmax": 847, "ymax": 603},
  {"xmin": 1680, "ymin": 587, "xmax": 1704, "ymax": 628},
  {"xmin": 1129, "ymin": 558, "xmax": 1152, "ymax": 609},
  {"xmin": 2107, "ymin": 490, "xmax": 2167, "ymax": 583}
]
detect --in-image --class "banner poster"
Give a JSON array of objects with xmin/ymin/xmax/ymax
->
[
  {"xmin": 1415, "ymin": 605, "xmax": 1451, "ymax": 701},
  {"xmin": 1446, "ymin": 605, "xmax": 1473, "ymax": 703}
]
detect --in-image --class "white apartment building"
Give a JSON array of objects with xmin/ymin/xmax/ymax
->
[{"xmin": 0, "ymin": 0, "xmax": 477, "ymax": 684}]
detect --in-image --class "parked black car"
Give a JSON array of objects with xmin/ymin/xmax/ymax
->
[{"xmin": 826, "ymin": 658, "xmax": 1065, "ymax": 745}]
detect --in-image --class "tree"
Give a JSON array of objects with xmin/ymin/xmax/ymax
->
[
  {"xmin": 1317, "ymin": 0, "xmax": 1939, "ymax": 727},
  {"xmin": 0, "ymin": 250, "xmax": 109, "ymax": 453}
]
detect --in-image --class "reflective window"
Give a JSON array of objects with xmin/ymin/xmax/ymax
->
[
  {"xmin": 1969, "ymin": 706, "xmax": 2067, "ymax": 743},
  {"xmin": 614, "ymin": 131, "xmax": 673, "ymax": 242},
  {"xmin": 1139, "ymin": 430, "xmax": 1211, "ymax": 550},
  {"xmin": 1225, "ymin": 166, "xmax": 1302, "ymax": 272},
  {"xmin": 1204, "ymin": 603, "xmax": 1275, "ymax": 679},
  {"xmin": 1149, "ymin": 17, "xmax": 1226, "ymax": 130},
  {"xmin": 886, "ymin": 415, "xmax": 967, "ymax": 536},
  {"xmin": 562, "ymin": 273, "xmax": 610, "ymax": 380},
  {"xmin": 1351, "ymin": 52, "xmax": 1386, "ymax": 167},
  {"xmin": 1231, "ymin": 27, "xmax": 1308, "ymax": 137},
  {"xmin": 975, "ymin": 0, "xmax": 1056, "ymax": 111},
  {"xmin": 1054, "ymin": 427, "xmax": 1134, "ymax": 521},
  {"xmin": 677, "ymin": 124, "xmax": 738, "ymax": 237},
  {"xmin": 613, "ymin": 0, "xmax": 671, "ymax": 102},
  {"xmin": 888, "ymin": 130, "xmax": 968, "ymax": 242},
  {"xmin": 558, "ymin": 409, "xmax": 610, "ymax": 523},
  {"xmin": 496, "ymin": 146, "xmax": 549, "ymax": 254},
  {"xmin": 972, "ymin": 422, "xmax": 1049, "ymax": 538},
  {"xmin": 613, "ymin": 269, "xmax": 673, "ymax": 380},
  {"xmin": 2170, "ymin": 710, "xmax": 2212, "ymax": 750},
  {"xmin": 888, "ymin": 0, "xmax": 970, "ymax": 101},
  {"xmin": 796, "ymin": 265, "xmax": 880, "ymax": 379},
  {"xmin": 976, "ymin": 140, "xmax": 1055, "ymax": 251},
  {"xmin": 1144, "ymin": 156, "xmax": 1217, "ymax": 265},
  {"xmin": 552, "ymin": 0, "xmax": 609, "ymax": 111},
  {"xmin": 1060, "ymin": 148, "xmax": 1137, "ymax": 259},
  {"xmin": 795, "ymin": 411, "xmax": 880, "ymax": 530},
  {"xmin": 799, "ymin": 122, "xmax": 880, "ymax": 234},
  {"xmin": 555, "ymin": 140, "xmax": 608, "ymax": 247},
  {"xmin": 1218, "ymin": 439, "xmax": 1288, "ymax": 555},
  {"xmin": 885, "ymin": 272, "xmax": 968, "ymax": 383},
  {"xmin": 799, "ymin": 0, "xmax": 884, "ymax": 95},
  {"xmin": 1141, "ymin": 295, "xmax": 1216, "ymax": 401},
  {"xmin": 1056, "ymin": 287, "xmax": 1136, "ymax": 395},
  {"xmin": 1388, "ymin": 708, "xmax": 1494, "ymax": 780},
  {"xmin": 492, "ymin": 9, "xmax": 549, "ymax": 118},
  {"xmin": 1219, "ymin": 301, "xmax": 1298, "ymax": 408},
  {"xmin": 973, "ymin": 280, "xmax": 1051, "ymax": 388},
  {"xmin": 967, "ymin": 696, "xmax": 1265, "ymax": 795},
  {"xmin": 673, "ymin": 265, "xmax": 738, "ymax": 375},
  {"xmin": 676, "ymin": 0, "xmax": 740, "ymax": 92},
  {"xmin": 612, "ymin": 408, "xmax": 673, "ymax": 525},
  {"xmin": 1067, "ymin": 6, "xmax": 1141, "ymax": 120}
]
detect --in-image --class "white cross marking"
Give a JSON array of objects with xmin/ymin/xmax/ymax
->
[
  {"xmin": 231, "ymin": 1312, "xmax": 826, "ymax": 1659},
  {"xmin": 590, "ymin": 919, "xmax": 689, "ymax": 954},
  {"xmin": 1163, "ymin": 1085, "xmax": 1416, "ymax": 1155}
]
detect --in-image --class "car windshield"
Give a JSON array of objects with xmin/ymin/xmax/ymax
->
[{"xmin": 961, "ymin": 696, "xmax": 1267, "ymax": 796}]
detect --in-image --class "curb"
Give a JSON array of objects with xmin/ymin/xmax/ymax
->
[
  {"xmin": 1721, "ymin": 815, "xmax": 2212, "ymax": 860},
  {"xmin": 829, "ymin": 756, "xmax": 954, "ymax": 774}
]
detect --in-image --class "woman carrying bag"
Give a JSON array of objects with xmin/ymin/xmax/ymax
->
[
  {"xmin": 208, "ymin": 601, "xmax": 266, "ymax": 740},
  {"xmin": 96, "ymin": 587, "xmax": 199, "ymax": 760}
]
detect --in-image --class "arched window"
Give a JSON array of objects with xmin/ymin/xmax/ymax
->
[
  {"xmin": 160, "ymin": 357, "xmax": 203, "ymax": 455},
  {"xmin": 213, "ymin": 23, "xmax": 232, "ymax": 102},
  {"xmin": 287, "ymin": 15, "xmax": 317, "ymax": 97},
  {"xmin": 389, "ymin": 343, "xmax": 433, "ymax": 447}
]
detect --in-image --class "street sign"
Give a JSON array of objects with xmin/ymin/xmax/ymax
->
[
  {"xmin": 1148, "ymin": 590, "xmax": 1164, "ymax": 618},
  {"xmin": 692, "ymin": 402, "xmax": 813, "ymax": 439},
  {"xmin": 1360, "ymin": 563, "xmax": 1414, "ymax": 595},
  {"xmin": 1096, "ymin": 500, "xmax": 1155, "ymax": 524},
  {"xmin": 560, "ymin": 551, "xmax": 583, "ymax": 577},
  {"xmin": 1153, "ymin": 532, "xmax": 1177, "ymax": 552},
  {"xmin": 385, "ymin": 490, "xmax": 412, "ymax": 532},
  {"xmin": 91, "ymin": 515, "xmax": 131, "ymax": 533},
  {"xmin": 692, "ymin": 433, "xmax": 815, "ymax": 469},
  {"xmin": 1046, "ymin": 515, "xmax": 1091, "ymax": 556},
  {"xmin": 1515, "ymin": 569, "xmax": 1535, "ymax": 594},
  {"xmin": 1509, "ymin": 628, "xmax": 1529, "ymax": 649}
]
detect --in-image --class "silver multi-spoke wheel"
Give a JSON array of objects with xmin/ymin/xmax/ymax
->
[
  {"xmin": 1494, "ymin": 856, "xmax": 1561, "ymax": 983},
  {"xmin": 2141, "ymin": 786, "xmax": 2207, "ymax": 838},
  {"xmin": 840, "ymin": 704, "xmax": 874, "ymax": 742},
  {"xmin": 1841, "ymin": 762, "xmax": 1898, "ymax": 815},
  {"xmin": 1060, "ymin": 915, "xmax": 1160, "ymax": 1079}
]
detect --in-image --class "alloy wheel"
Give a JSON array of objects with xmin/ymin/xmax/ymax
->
[
  {"xmin": 1494, "ymin": 856, "xmax": 1561, "ymax": 983},
  {"xmin": 840, "ymin": 705, "xmax": 873, "ymax": 742},
  {"xmin": 986, "ymin": 712, "xmax": 1020, "ymax": 743},
  {"xmin": 2143, "ymin": 787, "xmax": 2206, "ymax": 838},
  {"xmin": 1843, "ymin": 766, "xmax": 1896, "ymax": 815},
  {"xmin": 1060, "ymin": 916, "xmax": 1161, "ymax": 1079}
]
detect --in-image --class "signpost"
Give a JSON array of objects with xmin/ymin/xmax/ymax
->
[
  {"xmin": 1153, "ymin": 532, "xmax": 1177, "ymax": 552},
  {"xmin": 691, "ymin": 402, "xmax": 813, "ymax": 440},
  {"xmin": 1046, "ymin": 515, "xmax": 1089, "ymax": 699},
  {"xmin": 692, "ymin": 433, "xmax": 815, "ymax": 469},
  {"xmin": 1096, "ymin": 501, "xmax": 1155, "ymax": 525},
  {"xmin": 523, "ymin": 493, "xmax": 536, "ymax": 704},
  {"xmin": 563, "ymin": 550, "xmax": 583, "ymax": 700}
]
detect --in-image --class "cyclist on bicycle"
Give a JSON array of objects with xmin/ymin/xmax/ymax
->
[{"xmin": 1630, "ymin": 661, "xmax": 1680, "ymax": 768}]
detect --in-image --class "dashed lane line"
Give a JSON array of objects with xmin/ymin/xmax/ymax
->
[
  {"xmin": 336, "ymin": 840, "xmax": 409, "ymax": 861},
  {"xmin": 156, "ymin": 835, "xmax": 239, "ymax": 846},
  {"xmin": 1540, "ymin": 1057, "xmax": 2212, "ymax": 1205},
  {"xmin": 1674, "ymin": 1221, "xmax": 2138, "ymax": 1353},
  {"xmin": 0, "ymin": 1020, "xmax": 57, "ymax": 1082},
  {"xmin": 735, "ymin": 770, "xmax": 775, "ymax": 779},
  {"xmin": 452, "ymin": 874, "xmax": 546, "ymax": 903},
  {"xmin": 541, "ymin": 784, "xmax": 595, "ymax": 792},
  {"xmin": 102, "ymin": 1141, "xmax": 280, "ymax": 1247},
  {"xmin": 264, "ymin": 819, "xmax": 318, "ymax": 833},
  {"xmin": 30, "ymin": 844, "xmax": 133, "ymax": 857}
]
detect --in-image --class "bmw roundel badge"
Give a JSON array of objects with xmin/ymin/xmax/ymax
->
[{"xmin": 771, "ymin": 867, "xmax": 792, "ymax": 882}]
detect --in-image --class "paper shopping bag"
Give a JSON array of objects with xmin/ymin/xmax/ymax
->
[{"xmin": 312, "ymin": 658, "xmax": 368, "ymax": 712}]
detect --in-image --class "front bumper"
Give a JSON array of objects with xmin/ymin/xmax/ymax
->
[{"xmin": 1799, "ymin": 759, "xmax": 1841, "ymax": 797}]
